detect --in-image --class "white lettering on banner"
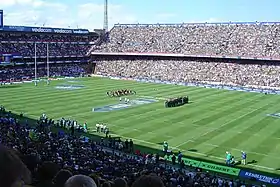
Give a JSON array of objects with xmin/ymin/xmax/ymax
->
[
  {"xmin": 31, "ymin": 28, "xmax": 52, "ymax": 33},
  {"xmin": 73, "ymin": 30, "xmax": 89, "ymax": 34},
  {"xmin": 245, "ymin": 172, "xmax": 279, "ymax": 184},
  {"xmin": 53, "ymin": 29, "xmax": 72, "ymax": 33},
  {"xmin": 8, "ymin": 26, "xmax": 25, "ymax": 31}
]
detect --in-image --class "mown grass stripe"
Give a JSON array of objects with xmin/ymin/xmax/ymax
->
[{"xmin": 2, "ymin": 78, "xmax": 280, "ymax": 174}]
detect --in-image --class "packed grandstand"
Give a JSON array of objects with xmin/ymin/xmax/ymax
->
[{"xmin": 2, "ymin": 21, "xmax": 280, "ymax": 187}]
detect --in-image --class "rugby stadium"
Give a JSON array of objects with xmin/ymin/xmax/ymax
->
[{"xmin": 1, "ymin": 3, "xmax": 280, "ymax": 187}]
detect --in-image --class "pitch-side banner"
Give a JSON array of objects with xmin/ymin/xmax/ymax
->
[
  {"xmin": 3, "ymin": 25, "xmax": 89, "ymax": 34},
  {"xmin": 239, "ymin": 170, "xmax": 280, "ymax": 186},
  {"xmin": 198, "ymin": 162, "xmax": 240, "ymax": 176},
  {"xmin": 0, "ymin": 10, "xmax": 3, "ymax": 30}
]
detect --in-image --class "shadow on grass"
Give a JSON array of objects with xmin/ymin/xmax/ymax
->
[
  {"xmin": 234, "ymin": 161, "xmax": 241, "ymax": 166},
  {"xmin": 188, "ymin": 149, "xmax": 198, "ymax": 152},
  {"xmin": 165, "ymin": 104, "xmax": 189, "ymax": 108},
  {"xmin": 6, "ymin": 112, "xmax": 280, "ymax": 186},
  {"xmin": 248, "ymin": 160, "xmax": 258, "ymax": 164}
]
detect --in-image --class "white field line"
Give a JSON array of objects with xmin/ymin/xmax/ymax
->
[
  {"xmin": 19, "ymin": 110, "xmax": 280, "ymax": 160},
  {"xmin": 139, "ymin": 95, "xmax": 168, "ymax": 100},
  {"xmin": 106, "ymin": 124, "xmax": 173, "ymax": 138},
  {"xmin": 139, "ymin": 95, "xmax": 280, "ymax": 141},
  {"xmin": 22, "ymin": 112, "xmax": 280, "ymax": 163},
  {"xmin": 17, "ymin": 106, "xmax": 280, "ymax": 148},
  {"xmin": 174, "ymin": 106, "xmax": 267, "ymax": 148},
  {"xmin": 202, "ymin": 142, "xmax": 279, "ymax": 159},
  {"xmin": 108, "ymin": 120, "xmax": 280, "ymax": 141},
  {"xmin": 175, "ymin": 121, "xmax": 280, "ymax": 140},
  {"xmin": 108, "ymin": 133, "xmax": 275, "ymax": 171},
  {"xmin": 11, "ymin": 111, "xmax": 276, "ymax": 170}
]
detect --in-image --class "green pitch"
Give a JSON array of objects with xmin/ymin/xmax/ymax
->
[{"xmin": 1, "ymin": 77, "xmax": 280, "ymax": 175}]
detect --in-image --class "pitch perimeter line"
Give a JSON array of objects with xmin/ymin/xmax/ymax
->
[
  {"xmin": 139, "ymin": 95, "xmax": 167, "ymax": 100},
  {"xmin": 13, "ymin": 111, "xmax": 277, "ymax": 170},
  {"xmin": 175, "ymin": 106, "xmax": 268, "ymax": 148},
  {"xmin": 108, "ymin": 133, "xmax": 275, "ymax": 171},
  {"xmin": 106, "ymin": 124, "xmax": 173, "ymax": 138},
  {"xmin": 17, "ymin": 110, "xmax": 280, "ymax": 160}
]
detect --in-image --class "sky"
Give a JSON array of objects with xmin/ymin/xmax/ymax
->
[{"xmin": 1, "ymin": 0, "xmax": 280, "ymax": 31}]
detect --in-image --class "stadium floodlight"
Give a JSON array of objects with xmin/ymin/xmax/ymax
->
[{"xmin": 103, "ymin": 0, "xmax": 108, "ymax": 32}]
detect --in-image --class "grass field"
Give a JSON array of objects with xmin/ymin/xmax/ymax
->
[{"xmin": 1, "ymin": 77, "xmax": 280, "ymax": 175}]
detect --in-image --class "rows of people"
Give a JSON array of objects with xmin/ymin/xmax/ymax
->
[
  {"xmin": 94, "ymin": 23, "xmax": 280, "ymax": 59},
  {"xmin": 0, "ymin": 63, "xmax": 86, "ymax": 82},
  {"xmin": 0, "ymin": 33, "xmax": 97, "ymax": 43},
  {"xmin": 95, "ymin": 59, "xmax": 280, "ymax": 87},
  {"xmin": 0, "ymin": 32, "xmax": 98, "ymax": 57},
  {"xmin": 0, "ymin": 108, "xmax": 254, "ymax": 187},
  {"xmin": 0, "ymin": 43, "xmax": 91, "ymax": 56}
]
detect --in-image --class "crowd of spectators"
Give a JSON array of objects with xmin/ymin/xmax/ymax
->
[
  {"xmin": 0, "ymin": 43, "xmax": 92, "ymax": 56},
  {"xmin": 0, "ymin": 63, "xmax": 86, "ymax": 82},
  {"xmin": 0, "ymin": 23, "xmax": 277, "ymax": 187},
  {"xmin": 0, "ymin": 33, "xmax": 97, "ymax": 43},
  {"xmin": 0, "ymin": 108, "xmax": 256, "ymax": 187},
  {"xmin": 96, "ymin": 59, "xmax": 280, "ymax": 88},
  {"xmin": 0, "ymin": 32, "xmax": 98, "ymax": 57},
  {"xmin": 94, "ymin": 23, "xmax": 280, "ymax": 59}
]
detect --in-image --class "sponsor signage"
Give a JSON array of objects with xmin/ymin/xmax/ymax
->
[
  {"xmin": 198, "ymin": 162, "xmax": 240, "ymax": 176},
  {"xmin": 239, "ymin": 170, "xmax": 280, "ymax": 186},
  {"xmin": 2, "ymin": 25, "xmax": 89, "ymax": 34},
  {"xmin": 92, "ymin": 99, "xmax": 157, "ymax": 112},
  {"xmin": 167, "ymin": 157, "xmax": 200, "ymax": 167}
]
